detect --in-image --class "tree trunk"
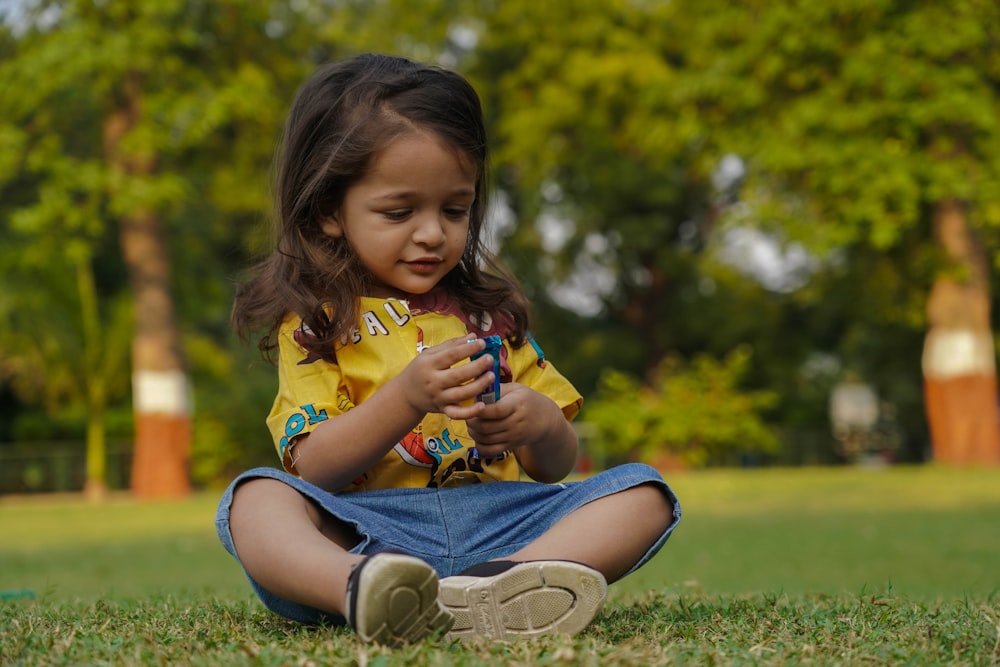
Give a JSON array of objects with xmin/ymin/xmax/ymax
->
[
  {"xmin": 77, "ymin": 258, "xmax": 110, "ymax": 501},
  {"xmin": 921, "ymin": 199, "xmax": 1000, "ymax": 465},
  {"xmin": 621, "ymin": 259, "xmax": 670, "ymax": 372},
  {"xmin": 104, "ymin": 72, "xmax": 192, "ymax": 498},
  {"xmin": 121, "ymin": 207, "xmax": 192, "ymax": 498}
]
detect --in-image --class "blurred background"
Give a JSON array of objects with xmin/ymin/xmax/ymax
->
[{"xmin": 1, "ymin": 0, "xmax": 998, "ymax": 500}]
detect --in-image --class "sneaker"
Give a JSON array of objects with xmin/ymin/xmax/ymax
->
[
  {"xmin": 345, "ymin": 552, "xmax": 454, "ymax": 646},
  {"xmin": 439, "ymin": 560, "xmax": 607, "ymax": 641}
]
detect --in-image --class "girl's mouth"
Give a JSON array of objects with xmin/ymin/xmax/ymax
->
[{"xmin": 405, "ymin": 259, "xmax": 442, "ymax": 274}]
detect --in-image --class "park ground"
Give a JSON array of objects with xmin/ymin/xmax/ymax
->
[{"xmin": 1, "ymin": 465, "xmax": 998, "ymax": 665}]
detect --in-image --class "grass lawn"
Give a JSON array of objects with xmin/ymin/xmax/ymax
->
[{"xmin": 1, "ymin": 465, "xmax": 998, "ymax": 665}]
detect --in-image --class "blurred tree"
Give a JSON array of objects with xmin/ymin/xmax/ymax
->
[
  {"xmin": 8, "ymin": 0, "xmax": 977, "ymax": 480},
  {"xmin": 0, "ymin": 4, "xmax": 133, "ymax": 499},
  {"xmin": 585, "ymin": 346, "xmax": 779, "ymax": 467},
  {"xmin": 0, "ymin": 0, "xmax": 494, "ymax": 493},
  {"xmin": 0, "ymin": 231, "xmax": 132, "ymax": 499},
  {"xmin": 0, "ymin": 0, "xmax": 332, "ymax": 496},
  {"xmin": 464, "ymin": 0, "xmax": 817, "ymax": 466},
  {"xmin": 787, "ymin": 241, "xmax": 932, "ymax": 463},
  {"xmin": 468, "ymin": 0, "xmax": 718, "ymax": 368},
  {"xmin": 671, "ymin": 0, "xmax": 1000, "ymax": 464}
]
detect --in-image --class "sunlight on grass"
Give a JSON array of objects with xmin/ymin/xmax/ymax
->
[
  {"xmin": 1, "ymin": 466, "xmax": 998, "ymax": 604},
  {"xmin": 620, "ymin": 465, "xmax": 1000, "ymax": 602},
  {"xmin": 0, "ymin": 492, "xmax": 248, "ymax": 602},
  {"xmin": 666, "ymin": 464, "xmax": 1000, "ymax": 514}
]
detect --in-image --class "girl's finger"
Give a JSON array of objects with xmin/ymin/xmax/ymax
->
[
  {"xmin": 425, "ymin": 336, "xmax": 486, "ymax": 367},
  {"xmin": 440, "ymin": 352, "xmax": 494, "ymax": 387},
  {"xmin": 443, "ymin": 400, "xmax": 486, "ymax": 421}
]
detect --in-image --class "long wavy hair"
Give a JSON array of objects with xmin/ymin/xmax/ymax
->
[{"xmin": 232, "ymin": 54, "xmax": 530, "ymax": 360}]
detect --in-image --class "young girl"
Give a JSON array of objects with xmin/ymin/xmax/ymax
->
[{"xmin": 217, "ymin": 53, "xmax": 681, "ymax": 646}]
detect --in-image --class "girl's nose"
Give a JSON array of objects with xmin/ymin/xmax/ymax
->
[{"xmin": 413, "ymin": 214, "xmax": 447, "ymax": 246}]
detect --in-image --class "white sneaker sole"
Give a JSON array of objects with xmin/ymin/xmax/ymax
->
[
  {"xmin": 348, "ymin": 553, "xmax": 454, "ymax": 646},
  {"xmin": 439, "ymin": 561, "xmax": 607, "ymax": 641}
]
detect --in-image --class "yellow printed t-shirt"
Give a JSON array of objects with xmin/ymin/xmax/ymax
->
[{"xmin": 266, "ymin": 291, "xmax": 583, "ymax": 492}]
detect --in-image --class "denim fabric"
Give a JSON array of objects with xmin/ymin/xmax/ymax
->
[{"xmin": 215, "ymin": 462, "xmax": 681, "ymax": 625}]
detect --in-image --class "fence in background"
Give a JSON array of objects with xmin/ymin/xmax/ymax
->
[{"xmin": 0, "ymin": 442, "xmax": 132, "ymax": 494}]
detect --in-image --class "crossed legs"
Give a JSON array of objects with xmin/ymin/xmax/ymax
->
[{"xmin": 227, "ymin": 477, "xmax": 676, "ymax": 620}]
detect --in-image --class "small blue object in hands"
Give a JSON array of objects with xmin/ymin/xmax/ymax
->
[
  {"xmin": 470, "ymin": 335, "xmax": 505, "ymax": 461},
  {"xmin": 470, "ymin": 335, "xmax": 502, "ymax": 404}
]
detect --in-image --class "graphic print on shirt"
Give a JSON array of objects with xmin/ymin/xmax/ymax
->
[
  {"xmin": 393, "ymin": 425, "xmax": 434, "ymax": 467},
  {"xmin": 277, "ymin": 403, "xmax": 329, "ymax": 471},
  {"xmin": 293, "ymin": 299, "xmax": 414, "ymax": 365},
  {"xmin": 293, "ymin": 326, "xmax": 324, "ymax": 365},
  {"xmin": 280, "ymin": 293, "xmax": 553, "ymax": 487},
  {"xmin": 391, "ymin": 424, "xmax": 504, "ymax": 487}
]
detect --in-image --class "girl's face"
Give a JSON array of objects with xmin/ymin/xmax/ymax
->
[{"xmin": 322, "ymin": 131, "xmax": 476, "ymax": 299}]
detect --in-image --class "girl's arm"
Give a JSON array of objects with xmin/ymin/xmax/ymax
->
[
  {"xmin": 466, "ymin": 383, "xmax": 579, "ymax": 483},
  {"xmin": 292, "ymin": 336, "xmax": 497, "ymax": 491}
]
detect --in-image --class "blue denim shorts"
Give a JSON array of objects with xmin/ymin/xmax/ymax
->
[{"xmin": 215, "ymin": 462, "xmax": 681, "ymax": 624}]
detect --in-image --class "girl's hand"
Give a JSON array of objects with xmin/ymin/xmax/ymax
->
[
  {"xmin": 397, "ymin": 336, "xmax": 497, "ymax": 420},
  {"xmin": 294, "ymin": 335, "xmax": 494, "ymax": 491},
  {"xmin": 466, "ymin": 383, "xmax": 578, "ymax": 482}
]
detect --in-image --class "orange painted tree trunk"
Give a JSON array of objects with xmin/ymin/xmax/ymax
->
[
  {"xmin": 104, "ymin": 72, "xmax": 192, "ymax": 498},
  {"xmin": 922, "ymin": 200, "xmax": 1000, "ymax": 465}
]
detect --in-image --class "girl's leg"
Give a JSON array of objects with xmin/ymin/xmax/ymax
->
[
  {"xmin": 438, "ymin": 478, "xmax": 675, "ymax": 641},
  {"xmin": 505, "ymin": 482, "xmax": 675, "ymax": 583},
  {"xmin": 228, "ymin": 477, "xmax": 453, "ymax": 645},
  {"xmin": 228, "ymin": 477, "xmax": 363, "ymax": 616}
]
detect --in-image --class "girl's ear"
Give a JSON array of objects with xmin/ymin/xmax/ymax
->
[{"xmin": 321, "ymin": 215, "xmax": 344, "ymax": 238}]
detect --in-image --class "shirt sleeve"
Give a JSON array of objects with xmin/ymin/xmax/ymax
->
[
  {"xmin": 265, "ymin": 318, "xmax": 354, "ymax": 473},
  {"xmin": 505, "ymin": 334, "xmax": 583, "ymax": 422}
]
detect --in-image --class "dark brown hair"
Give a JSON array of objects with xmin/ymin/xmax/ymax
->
[{"xmin": 232, "ymin": 54, "xmax": 529, "ymax": 360}]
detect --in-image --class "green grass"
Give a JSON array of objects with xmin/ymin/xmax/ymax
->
[{"xmin": 2, "ymin": 466, "xmax": 999, "ymax": 665}]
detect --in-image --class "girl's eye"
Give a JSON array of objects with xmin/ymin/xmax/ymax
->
[
  {"xmin": 445, "ymin": 208, "xmax": 471, "ymax": 220},
  {"xmin": 382, "ymin": 209, "xmax": 411, "ymax": 221}
]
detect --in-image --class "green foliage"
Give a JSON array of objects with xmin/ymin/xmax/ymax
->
[
  {"xmin": 0, "ymin": 0, "xmax": 491, "ymax": 484},
  {"xmin": 584, "ymin": 347, "xmax": 778, "ymax": 467},
  {"xmin": 672, "ymin": 0, "xmax": 1000, "ymax": 254},
  {"xmin": 2, "ymin": 0, "xmax": 999, "ymax": 478},
  {"xmin": 187, "ymin": 336, "xmax": 277, "ymax": 486},
  {"xmin": 470, "ymin": 0, "xmax": 717, "ymax": 366},
  {"xmin": 471, "ymin": 0, "xmax": 1000, "ymax": 466},
  {"xmin": 0, "ymin": 219, "xmax": 132, "ymax": 491}
]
